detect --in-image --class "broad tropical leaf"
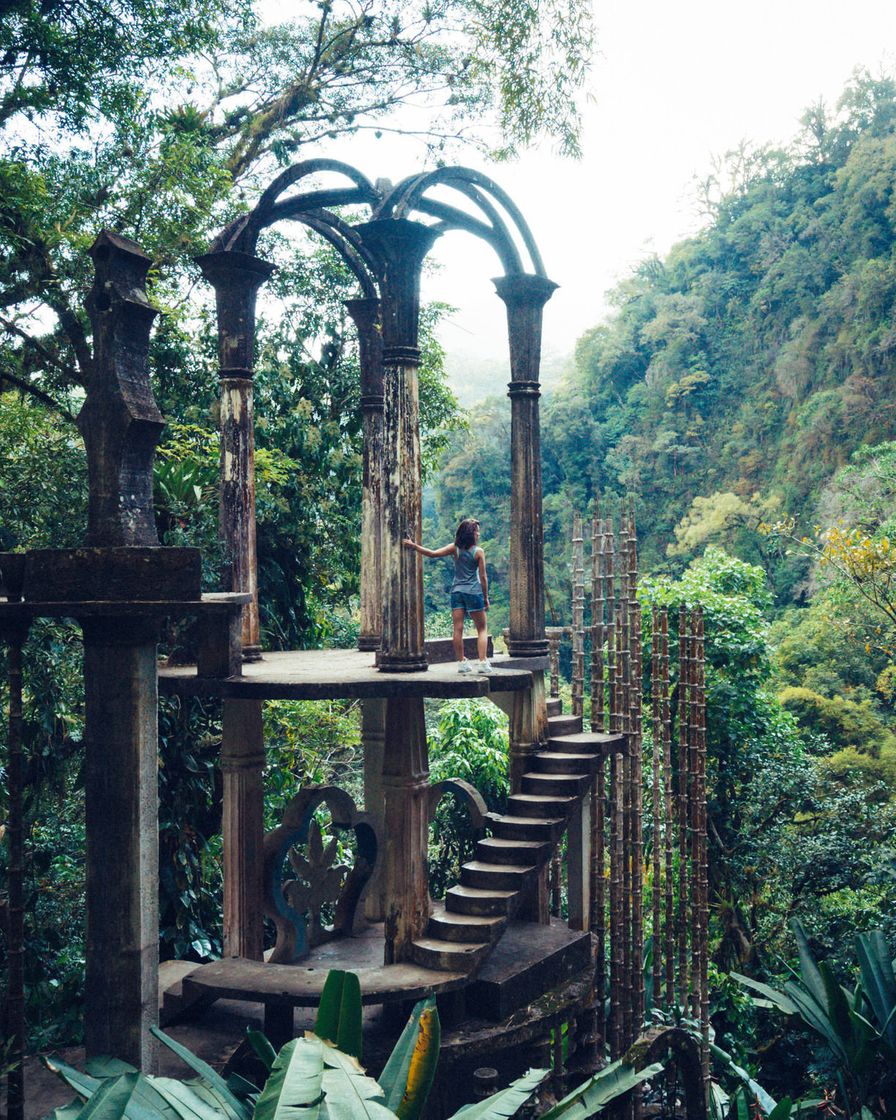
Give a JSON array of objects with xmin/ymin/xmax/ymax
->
[
  {"xmin": 76, "ymin": 1073, "xmax": 140, "ymax": 1120},
  {"xmin": 247, "ymin": 1032, "xmax": 279, "ymax": 1075},
  {"xmin": 49, "ymin": 1101, "xmax": 90, "ymax": 1120},
  {"xmin": 318, "ymin": 1042, "xmax": 394, "ymax": 1119},
  {"xmin": 731, "ymin": 973, "xmax": 799, "ymax": 1016},
  {"xmin": 151, "ymin": 1028, "xmax": 249, "ymax": 1120},
  {"xmin": 45, "ymin": 1057, "xmax": 103, "ymax": 1100},
  {"xmin": 708, "ymin": 1044, "xmax": 778, "ymax": 1116},
  {"xmin": 252, "ymin": 1038, "xmax": 325, "ymax": 1120},
  {"xmin": 856, "ymin": 931, "xmax": 896, "ymax": 1052},
  {"xmin": 315, "ymin": 971, "xmax": 363, "ymax": 1061},
  {"xmin": 448, "ymin": 1067, "xmax": 548, "ymax": 1118},
  {"xmin": 148, "ymin": 1078, "xmax": 226, "ymax": 1120},
  {"xmin": 378, "ymin": 997, "xmax": 439, "ymax": 1120},
  {"xmin": 539, "ymin": 1058, "xmax": 664, "ymax": 1118}
]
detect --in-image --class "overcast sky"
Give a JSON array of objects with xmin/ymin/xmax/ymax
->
[{"xmin": 312, "ymin": 0, "xmax": 896, "ymax": 373}]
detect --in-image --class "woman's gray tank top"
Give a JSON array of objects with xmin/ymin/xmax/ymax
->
[{"xmin": 451, "ymin": 546, "xmax": 482, "ymax": 594}]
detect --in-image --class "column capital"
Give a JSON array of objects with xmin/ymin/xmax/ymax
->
[
  {"xmin": 197, "ymin": 250, "xmax": 275, "ymax": 376},
  {"xmin": 493, "ymin": 272, "xmax": 559, "ymax": 310},
  {"xmin": 355, "ymin": 219, "xmax": 440, "ymax": 351}
]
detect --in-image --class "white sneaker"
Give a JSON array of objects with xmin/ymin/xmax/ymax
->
[
  {"xmin": 477, "ymin": 659, "xmax": 494, "ymax": 675},
  {"xmin": 458, "ymin": 660, "xmax": 473, "ymax": 673}
]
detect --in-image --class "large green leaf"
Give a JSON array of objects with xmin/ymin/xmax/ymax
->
[
  {"xmin": 766, "ymin": 1098, "xmax": 794, "ymax": 1120},
  {"xmin": 538, "ymin": 1059, "xmax": 664, "ymax": 1119},
  {"xmin": 709, "ymin": 1043, "xmax": 778, "ymax": 1116},
  {"xmin": 148, "ymin": 1079, "xmax": 226, "ymax": 1120},
  {"xmin": 731, "ymin": 974, "xmax": 799, "ymax": 1016},
  {"xmin": 448, "ymin": 1068, "xmax": 548, "ymax": 1118},
  {"xmin": 77, "ymin": 1074, "xmax": 140, "ymax": 1120},
  {"xmin": 151, "ymin": 1028, "xmax": 249, "ymax": 1120},
  {"xmin": 252, "ymin": 1038, "xmax": 325, "ymax": 1120},
  {"xmin": 85, "ymin": 1060, "xmax": 139, "ymax": 1078},
  {"xmin": 856, "ymin": 931, "xmax": 896, "ymax": 1051},
  {"xmin": 318, "ymin": 1042, "xmax": 394, "ymax": 1119},
  {"xmin": 247, "ymin": 1032, "xmax": 278, "ymax": 1075},
  {"xmin": 378, "ymin": 997, "xmax": 439, "ymax": 1119},
  {"xmin": 49, "ymin": 1100, "xmax": 89, "ymax": 1120},
  {"xmin": 315, "ymin": 972, "xmax": 363, "ymax": 1061},
  {"xmin": 45, "ymin": 1056, "xmax": 102, "ymax": 1100},
  {"xmin": 791, "ymin": 921, "xmax": 827, "ymax": 1010}
]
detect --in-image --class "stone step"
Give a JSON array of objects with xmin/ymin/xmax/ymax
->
[
  {"xmin": 505, "ymin": 792, "xmax": 578, "ymax": 818},
  {"xmin": 445, "ymin": 884, "xmax": 517, "ymax": 916},
  {"xmin": 476, "ymin": 836, "xmax": 551, "ymax": 866},
  {"xmin": 531, "ymin": 751, "xmax": 598, "ymax": 775},
  {"xmin": 461, "ymin": 860, "xmax": 537, "ymax": 892},
  {"xmin": 409, "ymin": 936, "xmax": 491, "ymax": 972},
  {"xmin": 547, "ymin": 731, "xmax": 626, "ymax": 754},
  {"xmin": 546, "ymin": 697, "xmax": 563, "ymax": 717},
  {"xmin": 547, "ymin": 714, "xmax": 583, "ymax": 736},
  {"xmin": 521, "ymin": 771, "xmax": 591, "ymax": 798},
  {"xmin": 428, "ymin": 903, "xmax": 507, "ymax": 943},
  {"xmin": 486, "ymin": 812, "xmax": 565, "ymax": 842}
]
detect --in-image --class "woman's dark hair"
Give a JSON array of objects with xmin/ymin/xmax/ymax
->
[{"xmin": 455, "ymin": 518, "xmax": 479, "ymax": 549}]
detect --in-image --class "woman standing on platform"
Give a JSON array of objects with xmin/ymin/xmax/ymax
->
[{"xmin": 403, "ymin": 518, "xmax": 493, "ymax": 674}]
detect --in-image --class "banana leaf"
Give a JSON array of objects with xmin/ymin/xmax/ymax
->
[
  {"xmin": 731, "ymin": 973, "xmax": 799, "ymax": 1016},
  {"xmin": 378, "ymin": 997, "xmax": 440, "ymax": 1120},
  {"xmin": 448, "ymin": 1068, "xmax": 548, "ymax": 1118},
  {"xmin": 247, "ymin": 1032, "xmax": 279, "ymax": 1075},
  {"xmin": 48, "ymin": 1100, "xmax": 91, "ymax": 1120},
  {"xmin": 76, "ymin": 1074, "xmax": 140, "ymax": 1120},
  {"xmin": 709, "ymin": 1042, "xmax": 778, "ymax": 1116},
  {"xmin": 253, "ymin": 1038, "xmax": 325, "ymax": 1120},
  {"xmin": 151, "ymin": 1027, "xmax": 249, "ymax": 1120},
  {"xmin": 148, "ymin": 1079, "xmax": 226, "ymax": 1120},
  {"xmin": 538, "ymin": 1058, "xmax": 664, "ymax": 1119},
  {"xmin": 44, "ymin": 1056, "xmax": 103, "ymax": 1100},
  {"xmin": 856, "ymin": 931, "xmax": 896, "ymax": 1052},
  {"xmin": 317, "ymin": 1041, "xmax": 393, "ymax": 1119},
  {"xmin": 315, "ymin": 972, "xmax": 363, "ymax": 1061}
]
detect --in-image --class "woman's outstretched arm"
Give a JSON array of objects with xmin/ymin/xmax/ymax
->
[{"xmin": 403, "ymin": 539, "xmax": 455, "ymax": 559}]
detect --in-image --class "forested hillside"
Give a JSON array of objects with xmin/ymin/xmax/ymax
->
[{"xmin": 431, "ymin": 70, "xmax": 896, "ymax": 603}]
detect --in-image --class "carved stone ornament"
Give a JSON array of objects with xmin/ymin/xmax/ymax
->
[{"xmin": 263, "ymin": 785, "xmax": 377, "ymax": 963}]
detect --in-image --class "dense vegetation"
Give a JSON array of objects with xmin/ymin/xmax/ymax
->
[{"xmin": 3, "ymin": 6, "xmax": 896, "ymax": 1113}]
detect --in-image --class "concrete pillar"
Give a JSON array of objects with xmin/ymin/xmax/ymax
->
[
  {"xmin": 361, "ymin": 698, "xmax": 387, "ymax": 921},
  {"xmin": 381, "ymin": 696, "xmax": 431, "ymax": 961},
  {"xmin": 82, "ymin": 617, "xmax": 161, "ymax": 1070},
  {"xmin": 493, "ymin": 274, "xmax": 557, "ymax": 659},
  {"xmin": 221, "ymin": 699, "xmax": 266, "ymax": 959},
  {"xmin": 355, "ymin": 219, "xmax": 440, "ymax": 672},
  {"xmin": 198, "ymin": 251, "xmax": 276, "ymax": 662},
  {"xmin": 345, "ymin": 298, "xmax": 384, "ymax": 653}
]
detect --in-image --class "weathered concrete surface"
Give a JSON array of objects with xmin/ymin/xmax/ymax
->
[
  {"xmin": 82, "ymin": 617, "xmax": 160, "ymax": 1070},
  {"xmin": 159, "ymin": 647, "xmax": 545, "ymax": 700}
]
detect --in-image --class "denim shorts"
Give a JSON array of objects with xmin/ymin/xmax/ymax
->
[{"xmin": 450, "ymin": 590, "xmax": 485, "ymax": 613}]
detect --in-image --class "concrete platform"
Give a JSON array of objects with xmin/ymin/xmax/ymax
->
[{"xmin": 158, "ymin": 647, "xmax": 547, "ymax": 701}]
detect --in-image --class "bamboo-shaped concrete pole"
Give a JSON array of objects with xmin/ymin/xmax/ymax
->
[
  {"xmin": 689, "ymin": 617, "xmax": 700, "ymax": 1021},
  {"xmin": 695, "ymin": 609, "xmax": 710, "ymax": 1092},
  {"xmin": 628, "ymin": 508, "xmax": 645, "ymax": 1037},
  {"xmin": 607, "ymin": 528, "xmax": 618, "ymax": 733},
  {"xmin": 591, "ymin": 516, "xmax": 605, "ymax": 732},
  {"xmin": 3, "ymin": 619, "xmax": 30, "ymax": 1120},
  {"xmin": 677, "ymin": 605, "xmax": 690, "ymax": 1006},
  {"xmin": 660, "ymin": 608, "xmax": 675, "ymax": 1004},
  {"xmin": 651, "ymin": 606, "xmax": 663, "ymax": 1008},
  {"xmin": 609, "ymin": 743, "xmax": 624, "ymax": 1059},
  {"xmin": 592, "ymin": 749, "xmax": 607, "ymax": 1050},
  {"xmin": 619, "ymin": 511, "xmax": 632, "ymax": 1048},
  {"xmin": 551, "ymin": 847, "xmax": 563, "ymax": 918},
  {"xmin": 571, "ymin": 513, "xmax": 585, "ymax": 719}
]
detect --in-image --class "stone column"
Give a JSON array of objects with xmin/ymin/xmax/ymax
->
[
  {"xmin": 381, "ymin": 696, "xmax": 431, "ymax": 961},
  {"xmin": 355, "ymin": 219, "xmax": 440, "ymax": 672},
  {"xmin": 221, "ymin": 699, "xmax": 266, "ymax": 959},
  {"xmin": 197, "ymin": 250, "xmax": 275, "ymax": 662},
  {"xmin": 361, "ymin": 697, "xmax": 387, "ymax": 921},
  {"xmin": 82, "ymin": 616, "xmax": 161, "ymax": 1069},
  {"xmin": 493, "ymin": 274, "xmax": 558, "ymax": 658},
  {"xmin": 345, "ymin": 298, "xmax": 384, "ymax": 653}
]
